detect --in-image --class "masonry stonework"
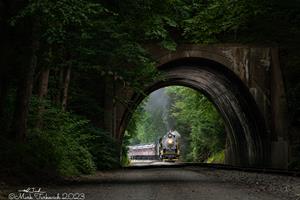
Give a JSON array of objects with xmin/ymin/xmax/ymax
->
[{"xmin": 106, "ymin": 44, "xmax": 289, "ymax": 169}]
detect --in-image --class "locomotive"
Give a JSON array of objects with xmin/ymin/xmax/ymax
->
[
  {"xmin": 158, "ymin": 130, "xmax": 181, "ymax": 161},
  {"xmin": 127, "ymin": 130, "xmax": 181, "ymax": 162}
]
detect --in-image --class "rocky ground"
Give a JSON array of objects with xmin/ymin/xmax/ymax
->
[
  {"xmin": 1, "ymin": 166, "xmax": 300, "ymax": 200},
  {"xmin": 188, "ymin": 166, "xmax": 300, "ymax": 200}
]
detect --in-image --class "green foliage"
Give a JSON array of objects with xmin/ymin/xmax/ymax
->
[
  {"xmin": 0, "ymin": 96, "xmax": 122, "ymax": 178},
  {"xmin": 11, "ymin": 0, "xmax": 163, "ymax": 95},
  {"xmin": 207, "ymin": 150, "xmax": 225, "ymax": 164},
  {"xmin": 84, "ymin": 126, "xmax": 120, "ymax": 170},
  {"xmin": 167, "ymin": 86, "xmax": 225, "ymax": 162},
  {"xmin": 176, "ymin": 0, "xmax": 263, "ymax": 43},
  {"xmin": 11, "ymin": 0, "xmax": 104, "ymax": 45},
  {"xmin": 112, "ymin": 0, "xmax": 178, "ymax": 49},
  {"xmin": 32, "ymin": 97, "xmax": 120, "ymax": 172},
  {"xmin": 126, "ymin": 98, "xmax": 169, "ymax": 145},
  {"xmin": 121, "ymin": 132, "xmax": 131, "ymax": 166},
  {"xmin": 125, "ymin": 86, "xmax": 225, "ymax": 163},
  {"xmin": 29, "ymin": 97, "xmax": 97, "ymax": 176},
  {"xmin": 2, "ymin": 0, "xmax": 299, "ymax": 175}
]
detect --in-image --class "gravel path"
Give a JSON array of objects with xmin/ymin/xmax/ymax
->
[{"xmin": 2, "ymin": 167, "xmax": 300, "ymax": 200}]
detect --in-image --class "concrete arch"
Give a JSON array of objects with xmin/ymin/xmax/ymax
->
[
  {"xmin": 119, "ymin": 56, "xmax": 270, "ymax": 167},
  {"xmin": 147, "ymin": 44, "xmax": 247, "ymax": 85},
  {"xmin": 155, "ymin": 48, "xmax": 233, "ymax": 69}
]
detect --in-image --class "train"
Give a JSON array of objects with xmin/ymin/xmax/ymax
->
[
  {"xmin": 159, "ymin": 130, "xmax": 181, "ymax": 161},
  {"xmin": 128, "ymin": 130, "xmax": 181, "ymax": 162},
  {"xmin": 127, "ymin": 143, "xmax": 157, "ymax": 160}
]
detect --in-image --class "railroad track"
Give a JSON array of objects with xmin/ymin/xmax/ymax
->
[{"xmin": 125, "ymin": 162, "xmax": 300, "ymax": 177}]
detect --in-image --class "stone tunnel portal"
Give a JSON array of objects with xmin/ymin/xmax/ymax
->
[{"xmin": 121, "ymin": 58, "xmax": 270, "ymax": 167}]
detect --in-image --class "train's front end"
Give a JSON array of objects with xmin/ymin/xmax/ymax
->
[{"xmin": 160, "ymin": 131, "xmax": 180, "ymax": 161}]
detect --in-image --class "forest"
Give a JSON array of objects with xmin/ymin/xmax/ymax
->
[
  {"xmin": 125, "ymin": 86, "xmax": 225, "ymax": 164},
  {"xmin": 0, "ymin": 0, "xmax": 299, "ymax": 180}
]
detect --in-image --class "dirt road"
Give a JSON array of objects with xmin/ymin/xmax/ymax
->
[{"xmin": 36, "ymin": 167, "xmax": 299, "ymax": 200}]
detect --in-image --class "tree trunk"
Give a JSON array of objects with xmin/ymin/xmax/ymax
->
[
  {"xmin": 12, "ymin": 20, "xmax": 39, "ymax": 142},
  {"xmin": 62, "ymin": 66, "xmax": 71, "ymax": 111},
  {"xmin": 38, "ymin": 68, "xmax": 50, "ymax": 99},
  {"xmin": 103, "ymin": 75, "xmax": 114, "ymax": 136},
  {"xmin": 0, "ymin": 69, "xmax": 8, "ymax": 121},
  {"xmin": 35, "ymin": 68, "xmax": 50, "ymax": 128},
  {"xmin": 0, "ymin": 37, "xmax": 9, "ymax": 121},
  {"xmin": 54, "ymin": 68, "xmax": 64, "ymax": 105},
  {"xmin": 0, "ymin": 1, "xmax": 11, "ymax": 127}
]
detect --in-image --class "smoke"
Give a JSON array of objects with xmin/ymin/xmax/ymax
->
[{"xmin": 144, "ymin": 88, "xmax": 174, "ymax": 131}]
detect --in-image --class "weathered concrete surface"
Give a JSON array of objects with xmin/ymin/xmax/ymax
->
[
  {"xmin": 146, "ymin": 44, "xmax": 274, "ymax": 133},
  {"xmin": 107, "ymin": 44, "xmax": 289, "ymax": 169}
]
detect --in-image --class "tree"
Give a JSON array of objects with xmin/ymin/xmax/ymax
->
[
  {"xmin": 126, "ymin": 86, "xmax": 226, "ymax": 163},
  {"xmin": 166, "ymin": 86, "xmax": 226, "ymax": 162}
]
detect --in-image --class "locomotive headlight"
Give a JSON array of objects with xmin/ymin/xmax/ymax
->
[{"xmin": 167, "ymin": 139, "xmax": 173, "ymax": 144}]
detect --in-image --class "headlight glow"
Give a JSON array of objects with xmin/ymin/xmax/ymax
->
[{"xmin": 167, "ymin": 139, "xmax": 173, "ymax": 144}]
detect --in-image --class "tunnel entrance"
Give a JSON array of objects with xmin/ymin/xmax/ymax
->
[
  {"xmin": 124, "ymin": 85, "xmax": 227, "ymax": 165},
  {"xmin": 120, "ymin": 58, "xmax": 269, "ymax": 167}
]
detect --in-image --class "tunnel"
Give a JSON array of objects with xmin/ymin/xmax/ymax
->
[{"xmin": 120, "ymin": 57, "xmax": 270, "ymax": 167}]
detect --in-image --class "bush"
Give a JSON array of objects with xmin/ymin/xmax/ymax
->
[
  {"xmin": 206, "ymin": 150, "xmax": 225, "ymax": 164},
  {"xmin": 28, "ymin": 98, "xmax": 96, "ymax": 176},
  {"xmin": 0, "ymin": 96, "xmax": 121, "ymax": 181},
  {"xmin": 83, "ymin": 126, "xmax": 120, "ymax": 170}
]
